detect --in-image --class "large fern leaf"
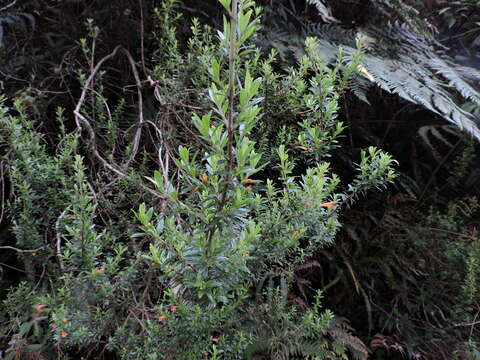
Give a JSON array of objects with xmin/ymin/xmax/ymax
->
[
  {"xmin": 311, "ymin": 22, "xmax": 480, "ymax": 139},
  {"xmin": 265, "ymin": 0, "xmax": 480, "ymax": 139}
]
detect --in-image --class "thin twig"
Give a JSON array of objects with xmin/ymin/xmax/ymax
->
[
  {"xmin": 469, "ymin": 309, "xmax": 480, "ymax": 337},
  {"xmin": 129, "ymin": 309, "xmax": 146, "ymax": 331},
  {"xmin": 0, "ymin": 246, "xmax": 44, "ymax": 253},
  {"xmin": 0, "ymin": 161, "xmax": 5, "ymax": 225},
  {"xmin": 418, "ymin": 137, "xmax": 462, "ymax": 204},
  {"xmin": 31, "ymin": 264, "xmax": 46, "ymax": 294},
  {"xmin": 73, "ymin": 45, "xmax": 123, "ymax": 174},
  {"xmin": 122, "ymin": 48, "xmax": 144, "ymax": 167},
  {"xmin": 138, "ymin": 0, "xmax": 146, "ymax": 74},
  {"xmin": 0, "ymin": 262, "xmax": 26, "ymax": 273},
  {"xmin": 55, "ymin": 208, "xmax": 69, "ymax": 272},
  {"xmin": 172, "ymin": 108, "xmax": 208, "ymax": 149},
  {"xmin": 454, "ymin": 320, "xmax": 480, "ymax": 328},
  {"xmin": 419, "ymin": 226, "xmax": 479, "ymax": 241},
  {"xmin": 89, "ymin": 87, "xmax": 114, "ymax": 126},
  {"xmin": 73, "ymin": 46, "xmax": 168, "ymax": 201},
  {"xmin": 0, "ymin": 0, "xmax": 18, "ymax": 13}
]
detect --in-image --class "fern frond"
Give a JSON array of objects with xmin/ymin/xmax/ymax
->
[
  {"xmin": 325, "ymin": 317, "xmax": 369, "ymax": 360},
  {"xmin": 269, "ymin": 5, "xmax": 480, "ymax": 139},
  {"xmin": 350, "ymin": 39, "xmax": 480, "ymax": 138},
  {"xmin": 306, "ymin": 0, "xmax": 338, "ymax": 24},
  {"xmin": 288, "ymin": 339, "xmax": 329, "ymax": 358},
  {"xmin": 0, "ymin": 11, "xmax": 35, "ymax": 45},
  {"xmin": 429, "ymin": 58, "xmax": 480, "ymax": 105},
  {"xmin": 348, "ymin": 75, "xmax": 372, "ymax": 104}
]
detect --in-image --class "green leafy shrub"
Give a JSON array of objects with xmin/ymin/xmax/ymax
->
[{"xmin": 0, "ymin": 1, "xmax": 396, "ymax": 359}]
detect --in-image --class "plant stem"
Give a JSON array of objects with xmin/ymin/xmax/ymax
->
[
  {"xmin": 206, "ymin": 0, "xmax": 239, "ymax": 255},
  {"xmin": 226, "ymin": 0, "xmax": 238, "ymax": 178},
  {"xmin": 220, "ymin": 0, "xmax": 239, "ymax": 204}
]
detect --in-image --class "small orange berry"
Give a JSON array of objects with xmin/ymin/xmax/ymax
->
[
  {"xmin": 34, "ymin": 304, "xmax": 46, "ymax": 312},
  {"xmin": 242, "ymin": 178, "xmax": 254, "ymax": 184},
  {"xmin": 62, "ymin": 318, "xmax": 69, "ymax": 323},
  {"xmin": 158, "ymin": 315, "xmax": 167, "ymax": 322},
  {"xmin": 60, "ymin": 331, "xmax": 69, "ymax": 338},
  {"xmin": 212, "ymin": 338, "xmax": 220, "ymax": 343},
  {"xmin": 245, "ymin": 185, "xmax": 253, "ymax": 191},
  {"xmin": 298, "ymin": 146, "xmax": 309, "ymax": 151},
  {"xmin": 242, "ymin": 253, "xmax": 250, "ymax": 257},
  {"xmin": 96, "ymin": 268, "xmax": 106, "ymax": 274},
  {"xmin": 170, "ymin": 305, "xmax": 177, "ymax": 312},
  {"xmin": 319, "ymin": 201, "xmax": 337, "ymax": 209}
]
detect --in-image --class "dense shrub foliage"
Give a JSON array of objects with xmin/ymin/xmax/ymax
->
[
  {"xmin": 0, "ymin": 1, "xmax": 396, "ymax": 358},
  {"xmin": 0, "ymin": 0, "xmax": 479, "ymax": 359}
]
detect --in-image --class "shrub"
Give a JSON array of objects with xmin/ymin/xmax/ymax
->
[{"xmin": 0, "ymin": 0, "xmax": 396, "ymax": 359}]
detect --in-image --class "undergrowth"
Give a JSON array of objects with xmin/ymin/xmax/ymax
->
[
  {"xmin": 1, "ymin": 0, "xmax": 479, "ymax": 359},
  {"xmin": 0, "ymin": 1, "xmax": 396, "ymax": 359}
]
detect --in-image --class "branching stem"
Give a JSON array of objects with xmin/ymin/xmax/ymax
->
[{"xmin": 206, "ymin": 0, "xmax": 239, "ymax": 253}]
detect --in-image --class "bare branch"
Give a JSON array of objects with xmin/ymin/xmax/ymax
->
[
  {"xmin": 121, "ymin": 48, "xmax": 144, "ymax": 167},
  {"xmin": 73, "ymin": 46, "xmax": 170, "ymax": 202},
  {"xmin": 0, "ymin": 245, "xmax": 44, "ymax": 253},
  {"xmin": 0, "ymin": 0, "xmax": 18, "ymax": 13}
]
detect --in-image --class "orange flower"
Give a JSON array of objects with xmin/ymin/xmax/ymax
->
[
  {"xmin": 62, "ymin": 318, "xmax": 69, "ymax": 323},
  {"xmin": 96, "ymin": 268, "xmax": 106, "ymax": 274},
  {"xmin": 170, "ymin": 305, "xmax": 177, "ymax": 312},
  {"xmin": 298, "ymin": 146, "xmax": 309, "ymax": 151},
  {"xmin": 212, "ymin": 338, "xmax": 220, "ymax": 343},
  {"xmin": 201, "ymin": 173, "xmax": 209, "ymax": 183},
  {"xmin": 242, "ymin": 178, "xmax": 254, "ymax": 184},
  {"xmin": 34, "ymin": 304, "xmax": 46, "ymax": 312},
  {"xmin": 245, "ymin": 185, "xmax": 253, "ymax": 191},
  {"xmin": 158, "ymin": 315, "xmax": 167, "ymax": 322},
  {"xmin": 60, "ymin": 331, "xmax": 69, "ymax": 338},
  {"xmin": 319, "ymin": 201, "xmax": 337, "ymax": 209},
  {"xmin": 51, "ymin": 324, "xmax": 59, "ymax": 329},
  {"xmin": 242, "ymin": 253, "xmax": 250, "ymax": 257}
]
